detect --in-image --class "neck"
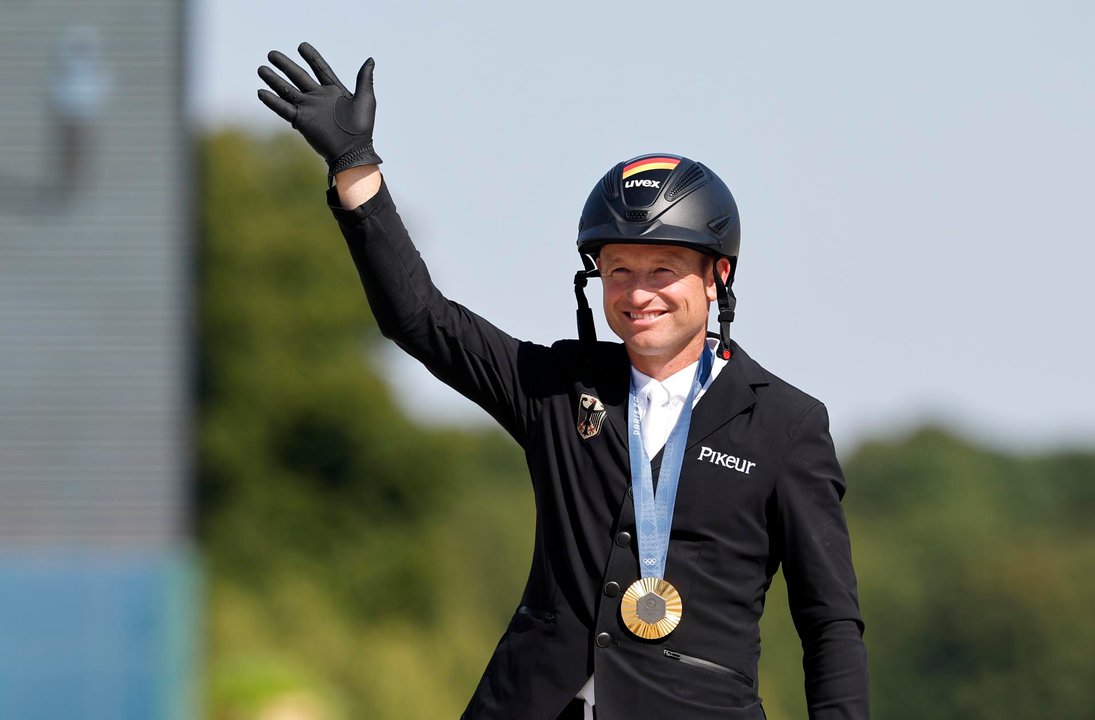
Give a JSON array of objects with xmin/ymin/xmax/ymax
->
[{"xmin": 628, "ymin": 333, "xmax": 709, "ymax": 381}]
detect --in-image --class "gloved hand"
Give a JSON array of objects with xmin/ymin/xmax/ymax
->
[{"xmin": 257, "ymin": 42, "xmax": 382, "ymax": 175}]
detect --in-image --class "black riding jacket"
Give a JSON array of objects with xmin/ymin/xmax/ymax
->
[{"xmin": 327, "ymin": 179, "xmax": 869, "ymax": 720}]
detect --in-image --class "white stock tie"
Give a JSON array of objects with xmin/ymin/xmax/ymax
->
[{"xmin": 641, "ymin": 381, "xmax": 675, "ymax": 459}]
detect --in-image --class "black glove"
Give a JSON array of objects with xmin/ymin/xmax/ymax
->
[{"xmin": 257, "ymin": 42, "xmax": 382, "ymax": 175}]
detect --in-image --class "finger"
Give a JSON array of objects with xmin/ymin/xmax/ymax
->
[
  {"xmin": 257, "ymin": 66, "xmax": 304, "ymax": 104},
  {"xmin": 257, "ymin": 89, "xmax": 297, "ymax": 125},
  {"xmin": 267, "ymin": 49, "xmax": 319, "ymax": 92},
  {"xmin": 354, "ymin": 57, "xmax": 376, "ymax": 98},
  {"xmin": 298, "ymin": 41, "xmax": 349, "ymax": 94}
]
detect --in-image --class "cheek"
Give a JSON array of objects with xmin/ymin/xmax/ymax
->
[
  {"xmin": 601, "ymin": 286, "xmax": 619, "ymax": 311},
  {"xmin": 602, "ymin": 289, "xmax": 626, "ymax": 326}
]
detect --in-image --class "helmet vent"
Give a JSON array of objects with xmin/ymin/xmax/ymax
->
[
  {"xmin": 665, "ymin": 163, "xmax": 706, "ymax": 201},
  {"xmin": 708, "ymin": 215, "xmax": 734, "ymax": 234},
  {"xmin": 602, "ymin": 166, "xmax": 622, "ymax": 200},
  {"xmin": 625, "ymin": 210, "xmax": 649, "ymax": 222}
]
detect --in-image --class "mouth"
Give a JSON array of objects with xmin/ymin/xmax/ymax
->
[{"xmin": 625, "ymin": 310, "xmax": 667, "ymax": 322}]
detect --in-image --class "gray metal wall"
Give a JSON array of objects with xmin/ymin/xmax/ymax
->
[
  {"xmin": 0, "ymin": 1, "xmax": 195, "ymax": 717},
  {"xmin": 0, "ymin": 1, "xmax": 189, "ymax": 543}
]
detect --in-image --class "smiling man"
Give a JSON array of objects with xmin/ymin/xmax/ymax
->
[{"xmin": 258, "ymin": 43, "xmax": 869, "ymax": 720}]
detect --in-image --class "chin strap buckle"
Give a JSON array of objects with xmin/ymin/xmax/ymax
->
[{"xmin": 712, "ymin": 261, "xmax": 737, "ymax": 360}]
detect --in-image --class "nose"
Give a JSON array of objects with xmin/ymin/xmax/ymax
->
[{"xmin": 623, "ymin": 278, "xmax": 657, "ymax": 305}]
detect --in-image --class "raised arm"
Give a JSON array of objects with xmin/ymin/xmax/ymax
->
[{"xmin": 256, "ymin": 44, "xmax": 551, "ymax": 444}]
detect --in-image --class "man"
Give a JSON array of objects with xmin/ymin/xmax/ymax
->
[{"xmin": 257, "ymin": 43, "xmax": 869, "ymax": 720}]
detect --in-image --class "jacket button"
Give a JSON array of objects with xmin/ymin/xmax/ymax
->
[
  {"xmin": 604, "ymin": 581, "xmax": 620, "ymax": 597},
  {"xmin": 615, "ymin": 531, "xmax": 631, "ymax": 547},
  {"xmin": 596, "ymin": 632, "xmax": 612, "ymax": 648},
  {"xmin": 627, "ymin": 486, "xmax": 634, "ymax": 498}
]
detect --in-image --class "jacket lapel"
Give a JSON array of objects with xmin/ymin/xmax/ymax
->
[
  {"xmin": 650, "ymin": 340, "xmax": 769, "ymax": 476},
  {"xmin": 684, "ymin": 340, "xmax": 768, "ymax": 452}
]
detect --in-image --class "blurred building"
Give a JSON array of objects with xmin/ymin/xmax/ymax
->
[{"xmin": 0, "ymin": 1, "xmax": 196, "ymax": 718}]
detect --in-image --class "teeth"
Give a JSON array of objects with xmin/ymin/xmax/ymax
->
[{"xmin": 629, "ymin": 312, "xmax": 662, "ymax": 320}]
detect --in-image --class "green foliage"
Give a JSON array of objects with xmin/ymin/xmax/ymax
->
[
  {"xmin": 841, "ymin": 428, "xmax": 1095, "ymax": 720},
  {"xmin": 199, "ymin": 130, "xmax": 1095, "ymax": 719}
]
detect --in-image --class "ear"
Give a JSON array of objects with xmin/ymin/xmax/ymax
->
[
  {"xmin": 716, "ymin": 257, "xmax": 732, "ymax": 284},
  {"xmin": 705, "ymin": 257, "xmax": 732, "ymax": 302}
]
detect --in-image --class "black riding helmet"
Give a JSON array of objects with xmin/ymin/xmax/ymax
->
[{"xmin": 573, "ymin": 153, "xmax": 741, "ymax": 360}]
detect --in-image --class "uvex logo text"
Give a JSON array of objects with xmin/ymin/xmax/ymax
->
[
  {"xmin": 625, "ymin": 179, "xmax": 661, "ymax": 189},
  {"xmin": 697, "ymin": 446, "xmax": 756, "ymax": 474}
]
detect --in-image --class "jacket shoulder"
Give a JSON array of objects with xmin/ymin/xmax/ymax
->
[
  {"xmin": 730, "ymin": 340, "xmax": 827, "ymax": 430},
  {"xmin": 548, "ymin": 338, "xmax": 624, "ymax": 355},
  {"xmin": 548, "ymin": 338, "xmax": 628, "ymax": 369}
]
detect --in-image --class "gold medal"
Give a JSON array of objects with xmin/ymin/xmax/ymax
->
[{"xmin": 620, "ymin": 577, "xmax": 683, "ymax": 639}]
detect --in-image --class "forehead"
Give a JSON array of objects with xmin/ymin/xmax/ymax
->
[{"xmin": 597, "ymin": 243, "xmax": 706, "ymax": 266}]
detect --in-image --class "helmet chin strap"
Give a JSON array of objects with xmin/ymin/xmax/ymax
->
[
  {"xmin": 712, "ymin": 259, "xmax": 737, "ymax": 361},
  {"xmin": 574, "ymin": 253, "xmax": 599, "ymax": 354}
]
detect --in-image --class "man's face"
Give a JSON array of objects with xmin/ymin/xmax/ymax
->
[{"xmin": 598, "ymin": 244, "xmax": 719, "ymax": 374}]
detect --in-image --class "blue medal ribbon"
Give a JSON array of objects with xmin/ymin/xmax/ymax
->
[{"xmin": 627, "ymin": 346, "xmax": 713, "ymax": 581}]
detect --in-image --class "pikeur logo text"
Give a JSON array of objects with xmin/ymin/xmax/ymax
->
[{"xmin": 697, "ymin": 446, "xmax": 756, "ymax": 475}]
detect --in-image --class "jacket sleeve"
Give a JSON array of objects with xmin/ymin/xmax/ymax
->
[
  {"xmin": 774, "ymin": 402, "xmax": 870, "ymax": 719},
  {"xmin": 326, "ymin": 178, "xmax": 549, "ymax": 445}
]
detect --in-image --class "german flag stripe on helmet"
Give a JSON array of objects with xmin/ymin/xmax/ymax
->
[{"xmin": 621, "ymin": 156, "xmax": 681, "ymax": 179}]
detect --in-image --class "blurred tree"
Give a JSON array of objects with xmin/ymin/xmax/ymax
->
[{"xmin": 842, "ymin": 428, "xmax": 1095, "ymax": 720}]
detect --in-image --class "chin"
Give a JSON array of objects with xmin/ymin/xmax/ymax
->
[{"xmin": 623, "ymin": 335, "xmax": 677, "ymax": 358}]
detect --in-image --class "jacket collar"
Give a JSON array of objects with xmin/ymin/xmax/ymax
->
[{"xmin": 590, "ymin": 339, "xmax": 769, "ymax": 460}]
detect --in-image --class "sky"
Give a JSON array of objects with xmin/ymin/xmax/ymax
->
[{"xmin": 190, "ymin": 0, "xmax": 1094, "ymax": 452}]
